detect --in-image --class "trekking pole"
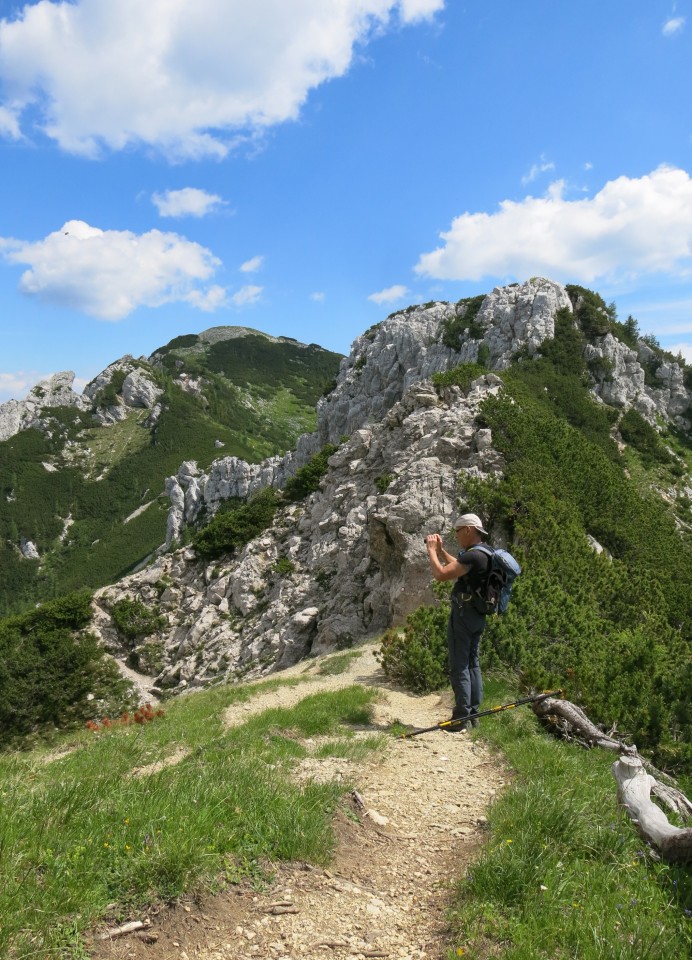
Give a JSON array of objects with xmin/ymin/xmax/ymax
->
[{"xmin": 398, "ymin": 689, "xmax": 564, "ymax": 739}]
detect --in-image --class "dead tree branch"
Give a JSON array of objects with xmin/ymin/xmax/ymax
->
[{"xmin": 613, "ymin": 756, "xmax": 692, "ymax": 863}]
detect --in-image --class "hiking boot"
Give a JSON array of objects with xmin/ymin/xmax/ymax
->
[{"xmin": 443, "ymin": 720, "xmax": 469, "ymax": 733}]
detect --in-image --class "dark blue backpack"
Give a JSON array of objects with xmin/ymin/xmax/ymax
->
[{"xmin": 470, "ymin": 544, "xmax": 521, "ymax": 615}]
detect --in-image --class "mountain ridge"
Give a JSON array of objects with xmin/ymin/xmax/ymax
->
[{"xmin": 0, "ymin": 326, "xmax": 342, "ymax": 615}]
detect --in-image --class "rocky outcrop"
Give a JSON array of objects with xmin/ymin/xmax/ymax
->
[
  {"xmin": 84, "ymin": 358, "xmax": 163, "ymax": 427},
  {"xmin": 315, "ymin": 278, "xmax": 570, "ymax": 447},
  {"xmin": 586, "ymin": 335, "xmax": 690, "ymax": 428},
  {"xmin": 163, "ymin": 279, "xmax": 571, "ymax": 534},
  {"xmin": 474, "ymin": 278, "xmax": 571, "ymax": 368},
  {"xmin": 93, "ymin": 373, "xmax": 506, "ymax": 692},
  {"xmin": 121, "ymin": 369, "xmax": 163, "ymax": 410},
  {"xmin": 19, "ymin": 538, "xmax": 40, "ymax": 560},
  {"xmin": 0, "ymin": 372, "xmax": 90, "ymax": 442},
  {"xmin": 0, "ymin": 359, "xmax": 167, "ymax": 443}
]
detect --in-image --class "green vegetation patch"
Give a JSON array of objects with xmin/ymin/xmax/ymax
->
[
  {"xmin": 0, "ymin": 591, "xmax": 135, "ymax": 747},
  {"xmin": 432, "ymin": 362, "xmax": 488, "ymax": 392},
  {"xmin": 193, "ymin": 487, "xmax": 279, "ymax": 558},
  {"xmin": 447, "ymin": 676, "xmax": 692, "ymax": 960},
  {"xmin": 205, "ymin": 334, "xmax": 341, "ymax": 406},
  {"xmin": 618, "ymin": 409, "xmax": 675, "ymax": 466},
  {"xmin": 439, "ymin": 295, "xmax": 487, "ymax": 348},
  {"xmin": 0, "ymin": 681, "xmax": 379, "ymax": 958},
  {"xmin": 283, "ymin": 443, "xmax": 339, "ymax": 502},
  {"xmin": 111, "ymin": 597, "xmax": 166, "ymax": 640}
]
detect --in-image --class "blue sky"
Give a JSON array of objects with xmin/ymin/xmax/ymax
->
[{"xmin": 1, "ymin": 0, "xmax": 692, "ymax": 402}]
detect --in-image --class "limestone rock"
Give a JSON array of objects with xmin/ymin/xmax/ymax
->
[
  {"xmin": 0, "ymin": 372, "xmax": 89, "ymax": 442},
  {"xmin": 121, "ymin": 369, "xmax": 163, "ymax": 409},
  {"xmin": 20, "ymin": 538, "xmax": 40, "ymax": 560},
  {"xmin": 91, "ymin": 372, "xmax": 505, "ymax": 692}
]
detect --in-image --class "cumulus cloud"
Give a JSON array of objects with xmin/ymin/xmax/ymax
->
[
  {"xmin": 0, "ymin": 104, "xmax": 20, "ymax": 139},
  {"xmin": 310, "ymin": 291, "xmax": 325, "ymax": 302},
  {"xmin": 662, "ymin": 16, "xmax": 685, "ymax": 35},
  {"xmin": 0, "ymin": 371, "xmax": 46, "ymax": 403},
  {"xmin": 415, "ymin": 166, "xmax": 692, "ymax": 285},
  {"xmin": 666, "ymin": 341, "xmax": 692, "ymax": 362},
  {"xmin": 240, "ymin": 255, "xmax": 264, "ymax": 273},
  {"xmin": 231, "ymin": 284, "xmax": 262, "ymax": 306},
  {"xmin": 368, "ymin": 284, "xmax": 409, "ymax": 304},
  {"xmin": 0, "ymin": 220, "xmax": 226, "ymax": 320},
  {"xmin": 0, "ymin": 0, "xmax": 444, "ymax": 158},
  {"xmin": 152, "ymin": 188, "xmax": 226, "ymax": 218},
  {"xmin": 521, "ymin": 155, "xmax": 555, "ymax": 185}
]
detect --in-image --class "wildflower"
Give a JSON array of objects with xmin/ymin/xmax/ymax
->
[
  {"xmin": 684, "ymin": 908, "xmax": 691, "ymax": 918},
  {"xmin": 630, "ymin": 898, "xmax": 638, "ymax": 906},
  {"xmin": 103, "ymin": 842, "xmax": 109, "ymax": 848},
  {"xmin": 456, "ymin": 950, "xmax": 465, "ymax": 957},
  {"xmin": 572, "ymin": 903, "xmax": 580, "ymax": 909},
  {"xmin": 506, "ymin": 839, "xmax": 513, "ymax": 844}
]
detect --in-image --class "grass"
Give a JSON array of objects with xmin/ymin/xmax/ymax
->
[
  {"xmin": 447, "ymin": 675, "xmax": 692, "ymax": 960},
  {"xmin": 0, "ymin": 678, "xmax": 380, "ymax": 959},
  {"xmin": 315, "ymin": 649, "xmax": 363, "ymax": 676}
]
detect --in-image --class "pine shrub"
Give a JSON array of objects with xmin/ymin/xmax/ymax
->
[{"xmin": 378, "ymin": 602, "xmax": 450, "ymax": 693}]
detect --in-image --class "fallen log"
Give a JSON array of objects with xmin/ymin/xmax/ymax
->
[
  {"xmin": 532, "ymin": 696, "xmax": 637, "ymax": 754},
  {"xmin": 612, "ymin": 756, "xmax": 692, "ymax": 863}
]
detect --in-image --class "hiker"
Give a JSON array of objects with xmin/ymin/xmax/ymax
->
[{"xmin": 424, "ymin": 513, "xmax": 491, "ymax": 732}]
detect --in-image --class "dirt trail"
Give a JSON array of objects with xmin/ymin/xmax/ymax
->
[{"xmin": 92, "ymin": 643, "xmax": 506, "ymax": 960}]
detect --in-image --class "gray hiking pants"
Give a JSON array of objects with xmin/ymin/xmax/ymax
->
[{"xmin": 447, "ymin": 599, "xmax": 486, "ymax": 721}]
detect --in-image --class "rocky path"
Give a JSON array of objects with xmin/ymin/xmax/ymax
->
[{"xmin": 92, "ymin": 644, "xmax": 506, "ymax": 960}]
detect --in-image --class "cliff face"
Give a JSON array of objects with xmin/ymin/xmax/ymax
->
[
  {"xmin": 91, "ymin": 278, "xmax": 691, "ymax": 697},
  {"xmin": 93, "ymin": 373, "xmax": 506, "ymax": 693}
]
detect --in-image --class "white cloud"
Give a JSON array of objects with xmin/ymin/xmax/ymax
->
[
  {"xmin": 0, "ymin": 220, "xmax": 225, "ymax": 320},
  {"xmin": 0, "ymin": 104, "xmax": 21, "ymax": 139},
  {"xmin": 399, "ymin": 0, "xmax": 444, "ymax": 20},
  {"xmin": 521, "ymin": 155, "xmax": 555, "ymax": 186},
  {"xmin": 0, "ymin": 371, "xmax": 45, "ymax": 403},
  {"xmin": 231, "ymin": 284, "xmax": 262, "ymax": 306},
  {"xmin": 662, "ymin": 16, "xmax": 685, "ymax": 36},
  {"xmin": 310, "ymin": 291, "xmax": 325, "ymax": 302},
  {"xmin": 0, "ymin": 0, "xmax": 444, "ymax": 158},
  {"xmin": 153, "ymin": 188, "xmax": 226, "ymax": 218},
  {"xmin": 415, "ymin": 166, "xmax": 692, "ymax": 285},
  {"xmin": 240, "ymin": 255, "xmax": 264, "ymax": 273},
  {"xmin": 368, "ymin": 284, "xmax": 409, "ymax": 304},
  {"xmin": 666, "ymin": 341, "xmax": 692, "ymax": 362}
]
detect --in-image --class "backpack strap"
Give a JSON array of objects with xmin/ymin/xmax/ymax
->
[{"xmin": 469, "ymin": 543, "xmax": 494, "ymax": 558}]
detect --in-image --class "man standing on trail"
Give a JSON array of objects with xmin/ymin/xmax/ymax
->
[{"xmin": 425, "ymin": 513, "xmax": 491, "ymax": 733}]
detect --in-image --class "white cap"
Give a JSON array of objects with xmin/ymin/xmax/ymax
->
[{"xmin": 454, "ymin": 512, "xmax": 488, "ymax": 536}]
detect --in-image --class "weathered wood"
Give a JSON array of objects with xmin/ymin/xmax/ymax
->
[
  {"xmin": 612, "ymin": 756, "xmax": 692, "ymax": 863},
  {"xmin": 532, "ymin": 696, "xmax": 636, "ymax": 754},
  {"xmin": 99, "ymin": 919, "xmax": 151, "ymax": 940},
  {"xmin": 651, "ymin": 782, "xmax": 692, "ymax": 823},
  {"xmin": 532, "ymin": 696, "xmax": 692, "ymax": 822}
]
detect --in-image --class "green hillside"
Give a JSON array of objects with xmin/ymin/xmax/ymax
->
[{"xmin": 0, "ymin": 330, "xmax": 342, "ymax": 616}]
